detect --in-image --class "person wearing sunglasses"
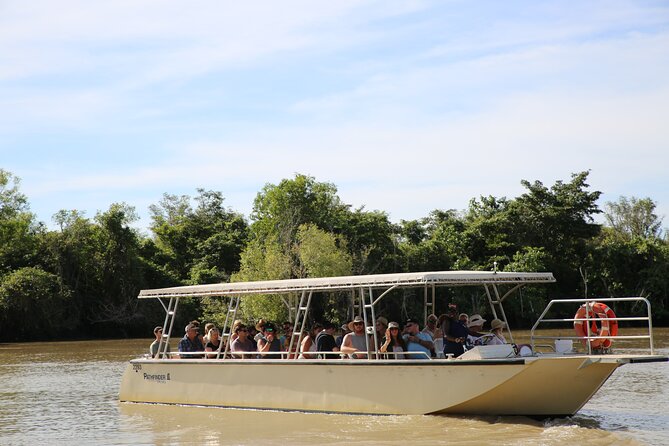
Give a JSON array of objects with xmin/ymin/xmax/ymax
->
[
  {"xmin": 379, "ymin": 321, "xmax": 406, "ymax": 359},
  {"xmin": 257, "ymin": 322, "xmax": 282, "ymax": 358},
  {"xmin": 340, "ymin": 316, "xmax": 371, "ymax": 359},
  {"xmin": 178, "ymin": 323, "xmax": 205, "ymax": 359},
  {"xmin": 149, "ymin": 326, "xmax": 171, "ymax": 359},
  {"xmin": 230, "ymin": 324, "xmax": 256, "ymax": 359},
  {"xmin": 402, "ymin": 319, "xmax": 433, "ymax": 360}
]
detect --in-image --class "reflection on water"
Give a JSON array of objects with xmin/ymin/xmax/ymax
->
[
  {"xmin": 0, "ymin": 332, "xmax": 667, "ymax": 446},
  {"xmin": 117, "ymin": 403, "xmax": 635, "ymax": 446}
]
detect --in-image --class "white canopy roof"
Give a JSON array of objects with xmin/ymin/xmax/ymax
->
[{"xmin": 138, "ymin": 270, "xmax": 555, "ymax": 299}]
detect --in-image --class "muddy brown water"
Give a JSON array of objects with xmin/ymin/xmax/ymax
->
[{"xmin": 0, "ymin": 329, "xmax": 667, "ymax": 445}]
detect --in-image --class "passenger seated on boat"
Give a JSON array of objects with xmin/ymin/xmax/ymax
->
[
  {"xmin": 335, "ymin": 322, "xmax": 350, "ymax": 348},
  {"xmin": 149, "ymin": 326, "xmax": 171, "ymax": 358},
  {"xmin": 257, "ymin": 323, "xmax": 283, "ymax": 357},
  {"xmin": 229, "ymin": 319, "xmax": 244, "ymax": 343},
  {"xmin": 402, "ymin": 318, "xmax": 433, "ymax": 360},
  {"xmin": 299, "ymin": 323, "xmax": 323, "ymax": 359},
  {"xmin": 341, "ymin": 316, "xmax": 371, "ymax": 359},
  {"xmin": 459, "ymin": 313, "xmax": 469, "ymax": 327},
  {"xmin": 230, "ymin": 324, "xmax": 257, "ymax": 359},
  {"xmin": 422, "ymin": 314, "xmax": 440, "ymax": 340},
  {"xmin": 316, "ymin": 321, "xmax": 340, "ymax": 359},
  {"xmin": 485, "ymin": 319, "xmax": 508, "ymax": 345},
  {"xmin": 281, "ymin": 321, "xmax": 293, "ymax": 346},
  {"xmin": 440, "ymin": 304, "xmax": 468, "ymax": 358},
  {"xmin": 203, "ymin": 322, "xmax": 216, "ymax": 344},
  {"xmin": 379, "ymin": 322, "xmax": 407, "ymax": 359},
  {"xmin": 282, "ymin": 321, "xmax": 300, "ymax": 359},
  {"xmin": 178, "ymin": 323, "xmax": 205, "ymax": 359},
  {"xmin": 466, "ymin": 314, "xmax": 487, "ymax": 347},
  {"xmin": 375, "ymin": 317, "xmax": 388, "ymax": 347},
  {"xmin": 189, "ymin": 320, "xmax": 206, "ymax": 348},
  {"xmin": 246, "ymin": 325, "xmax": 258, "ymax": 349},
  {"xmin": 204, "ymin": 328, "xmax": 223, "ymax": 359},
  {"xmin": 253, "ymin": 319, "xmax": 266, "ymax": 344}
]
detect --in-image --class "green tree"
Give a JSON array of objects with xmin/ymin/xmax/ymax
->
[
  {"xmin": 0, "ymin": 267, "xmax": 74, "ymax": 340},
  {"xmin": 214, "ymin": 224, "xmax": 354, "ymax": 326},
  {"xmin": 296, "ymin": 224, "xmax": 352, "ymax": 278},
  {"xmin": 250, "ymin": 174, "xmax": 348, "ymax": 249},
  {"xmin": 149, "ymin": 189, "xmax": 248, "ymax": 284},
  {"xmin": 463, "ymin": 196, "xmax": 514, "ymax": 268},
  {"xmin": 90, "ymin": 203, "xmax": 146, "ymax": 329},
  {"xmin": 506, "ymin": 171, "xmax": 602, "ymax": 293},
  {"xmin": 604, "ymin": 196, "xmax": 664, "ymax": 239},
  {"xmin": 0, "ymin": 169, "xmax": 41, "ymax": 274},
  {"xmin": 40, "ymin": 204, "xmax": 152, "ymax": 336},
  {"xmin": 340, "ymin": 209, "xmax": 397, "ymax": 274},
  {"xmin": 40, "ymin": 210, "xmax": 98, "ymax": 329},
  {"xmin": 399, "ymin": 210, "xmax": 470, "ymax": 273},
  {"xmin": 590, "ymin": 228, "xmax": 669, "ymax": 322}
]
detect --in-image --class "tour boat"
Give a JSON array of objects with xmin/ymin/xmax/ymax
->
[{"xmin": 119, "ymin": 270, "xmax": 667, "ymax": 416}]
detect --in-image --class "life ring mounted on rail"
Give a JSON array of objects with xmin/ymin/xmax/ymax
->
[{"xmin": 573, "ymin": 302, "xmax": 619, "ymax": 350}]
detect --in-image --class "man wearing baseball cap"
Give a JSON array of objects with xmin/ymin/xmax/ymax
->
[
  {"xmin": 402, "ymin": 318, "xmax": 433, "ymax": 360},
  {"xmin": 178, "ymin": 323, "xmax": 205, "ymax": 359}
]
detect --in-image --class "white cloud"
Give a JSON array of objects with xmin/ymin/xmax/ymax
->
[{"xmin": 3, "ymin": 1, "xmax": 669, "ymax": 229}]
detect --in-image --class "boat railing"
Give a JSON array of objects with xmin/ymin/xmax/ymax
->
[
  {"xmin": 153, "ymin": 349, "xmax": 433, "ymax": 360},
  {"xmin": 530, "ymin": 297, "xmax": 654, "ymax": 355}
]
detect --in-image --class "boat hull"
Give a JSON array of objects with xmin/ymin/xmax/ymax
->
[{"xmin": 118, "ymin": 355, "xmax": 644, "ymax": 416}]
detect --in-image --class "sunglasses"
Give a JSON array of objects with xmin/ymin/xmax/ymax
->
[
  {"xmin": 237, "ymin": 328, "xmax": 248, "ymax": 332},
  {"xmin": 353, "ymin": 322, "xmax": 363, "ymax": 326}
]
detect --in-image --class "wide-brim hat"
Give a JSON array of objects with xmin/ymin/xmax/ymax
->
[
  {"xmin": 376, "ymin": 316, "xmax": 388, "ymax": 326},
  {"xmin": 468, "ymin": 314, "xmax": 486, "ymax": 328},
  {"xmin": 255, "ymin": 319, "xmax": 267, "ymax": 331},
  {"xmin": 348, "ymin": 316, "xmax": 364, "ymax": 331},
  {"xmin": 490, "ymin": 318, "xmax": 506, "ymax": 330}
]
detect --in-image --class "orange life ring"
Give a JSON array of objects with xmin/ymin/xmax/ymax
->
[{"xmin": 573, "ymin": 302, "xmax": 618, "ymax": 349}]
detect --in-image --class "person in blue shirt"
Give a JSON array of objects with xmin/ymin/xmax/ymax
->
[
  {"xmin": 402, "ymin": 318, "xmax": 433, "ymax": 360},
  {"xmin": 178, "ymin": 323, "xmax": 205, "ymax": 359}
]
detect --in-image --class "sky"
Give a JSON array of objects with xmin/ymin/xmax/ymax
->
[{"xmin": 2, "ymin": 0, "xmax": 668, "ymax": 234}]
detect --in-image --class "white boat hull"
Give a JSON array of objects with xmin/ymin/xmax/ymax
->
[{"xmin": 119, "ymin": 355, "xmax": 652, "ymax": 416}]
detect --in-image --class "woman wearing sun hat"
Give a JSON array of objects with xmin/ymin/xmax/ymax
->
[
  {"xmin": 487, "ymin": 318, "xmax": 507, "ymax": 345},
  {"xmin": 379, "ymin": 321, "xmax": 407, "ymax": 359},
  {"xmin": 465, "ymin": 314, "xmax": 487, "ymax": 347}
]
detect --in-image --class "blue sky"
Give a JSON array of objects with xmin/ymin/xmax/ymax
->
[{"xmin": 2, "ymin": 0, "xmax": 668, "ymax": 233}]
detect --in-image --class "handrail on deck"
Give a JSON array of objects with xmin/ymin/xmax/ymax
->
[
  {"xmin": 530, "ymin": 297, "xmax": 654, "ymax": 355},
  {"xmin": 154, "ymin": 349, "xmax": 433, "ymax": 360}
]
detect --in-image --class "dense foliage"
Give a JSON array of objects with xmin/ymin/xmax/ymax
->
[{"xmin": 0, "ymin": 168, "xmax": 667, "ymax": 341}]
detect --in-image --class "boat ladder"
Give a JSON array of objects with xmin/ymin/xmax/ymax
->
[
  {"xmin": 157, "ymin": 297, "xmax": 179, "ymax": 359},
  {"xmin": 288, "ymin": 290, "xmax": 314, "ymax": 359},
  {"xmin": 218, "ymin": 295, "xmax": 240, "ymax": 359}
]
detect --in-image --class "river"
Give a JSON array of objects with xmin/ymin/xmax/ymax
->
[{"xmin": 0, "ymin": 329, "xmax": 667, "ymax": 446}]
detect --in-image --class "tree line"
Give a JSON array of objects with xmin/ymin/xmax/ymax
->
[{"xmin": 0, "ymin": 169, "xmax": 667, "ymax": 341}]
